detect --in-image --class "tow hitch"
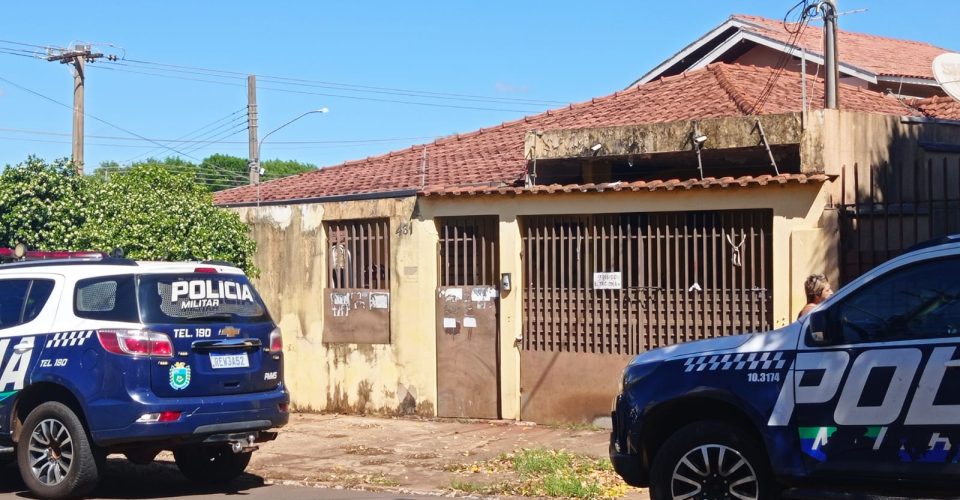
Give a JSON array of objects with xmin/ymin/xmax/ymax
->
[{"xmin": 203, "ymin": 430, "xmax": 278, "ymax": 454}]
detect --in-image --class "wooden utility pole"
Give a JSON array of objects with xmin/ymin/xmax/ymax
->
[
  {"xmin": 46, "ymin": 44, "xmax": 108, "ymax": 175},
  {"xmin": 247, "ymin": 75, "xmax": 260, "ymax": 185}
]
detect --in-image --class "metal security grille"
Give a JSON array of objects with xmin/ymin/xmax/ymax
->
[
  {"xmin": 522, "ymin": 210, "xmax": 772, "ymax": 355},
  {"xmin": 839, "ymin": 156, "xmax": 960, "ymax": 284},
  {"xmin": 438, "ymin": 216, "xmax": 498, "ymax": 286},
  {"xmin": 326, "ymin": 218, "xmax": 390, "ymax": 290}
]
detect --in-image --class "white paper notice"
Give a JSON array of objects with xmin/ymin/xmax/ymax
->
[
  {"xmin": 463, "ymin": 317, "xmax": 478, "ymax": 328},
  {"xmin": 443, "ymin": 317, "xmax": 457, "ymax": 328},
  {"xmin": 593, "ymin": 272, "xmax": 622, "ymax": 290}
]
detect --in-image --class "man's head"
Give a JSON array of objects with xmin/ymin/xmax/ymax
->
[{"xmin": 804, "ymin": 274, "xmax": 833, "ymax": 304}]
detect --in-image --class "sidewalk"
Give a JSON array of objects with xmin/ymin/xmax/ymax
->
[{"xmin": 244, "ymin": 413, "xmax": 650, "ymax": 499}]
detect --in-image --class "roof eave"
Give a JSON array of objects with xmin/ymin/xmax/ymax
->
[{"xmin": 631, "ymin": 18, "xmax": 743, "ymax": 87}]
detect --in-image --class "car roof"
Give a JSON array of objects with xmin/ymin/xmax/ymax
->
[{"xmin": 0, "ymin": 258, "xmax": 245, "ymax": 276}]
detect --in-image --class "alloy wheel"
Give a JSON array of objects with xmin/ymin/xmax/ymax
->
[
  {"xmin": 27, "ymin": 418, "xmax": 74, "ymax": 486},
  {"xmin": 670, "ymin": 444, "xmax": 758, "ymax": 500}
]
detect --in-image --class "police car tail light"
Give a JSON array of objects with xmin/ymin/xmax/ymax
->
[
  {"xmin": 267, "ymin": 327, "xmax": 282, "ymax": 353},
  {"xmin": 97, "ymin": 330, "xmax": 174, "ymax": 358}
]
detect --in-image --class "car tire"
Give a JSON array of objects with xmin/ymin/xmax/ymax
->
[
  {"xmin": 173, "ymin": 445, "xmax": 252, "ymax": 484},
  {"xmin": 650, "ymin": 420, "xmax": 777, "ymax": 500},
  {"xmin": 17, "ymin": 401, "xmax": 101, "ymax": 500}
]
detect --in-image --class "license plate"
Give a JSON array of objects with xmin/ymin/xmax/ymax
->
[{"xmin": 210, "ymin": 353, "xmax": 249, "ymax": 369}]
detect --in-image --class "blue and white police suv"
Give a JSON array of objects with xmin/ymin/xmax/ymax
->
[
  {"xmin": 611, "ymin": 236, "xmax": 960, "ymax": 499},
  {"xmin": 0, "ymin": 250, "xmax": 288, "ymax": 499}
]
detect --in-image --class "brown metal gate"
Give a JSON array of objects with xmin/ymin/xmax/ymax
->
[
  {"xmin": 839, "ymin": 155, "xmax": 960, "ymax": 284},
  {"xmin": 436, "ymin": 216, "xmax": 500, "ymax": 419},
  {"xmin": 520, "ymin": 210, "xmax": 772, "ymax": 422}
]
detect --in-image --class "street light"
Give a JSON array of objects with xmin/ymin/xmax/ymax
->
[{"xmin": 250, "ymin": 107, "xmax": 328, "ymax": 186}]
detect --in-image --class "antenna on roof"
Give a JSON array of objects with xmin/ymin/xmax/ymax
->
[{"xmin": 836, "ymin": 8, "xmax": 868, "ymax": 16}]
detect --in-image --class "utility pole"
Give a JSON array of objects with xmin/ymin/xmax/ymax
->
[
  {"xmin": 821, "ymin": 0, "xmax": 839, "ymax": 109},
  {"xmin": 247, "ymin": 75, "xmax": 260, "ymax": 185},
  {"xmin": 46, "ymin": 44, "xmax": 110, "ymax": 175}
]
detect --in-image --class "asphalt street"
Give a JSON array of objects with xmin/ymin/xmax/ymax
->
[{"xmin": 0, "ymin": 459, "xmax": 435, "ymax": 500}]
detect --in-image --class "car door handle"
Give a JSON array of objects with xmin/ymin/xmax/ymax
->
[{"xmin": 13, "ymin": 339, "xmax": 34, "ymax": 353}]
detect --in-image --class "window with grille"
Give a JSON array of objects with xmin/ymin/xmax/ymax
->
[{"xmin": 326, "ymin": 218, "xmax": 390, "ymax": 290}]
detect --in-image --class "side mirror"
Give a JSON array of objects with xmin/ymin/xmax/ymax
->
[{"xmin": 806, "ymin": 309, "xmax": 832, "ymax": 346}]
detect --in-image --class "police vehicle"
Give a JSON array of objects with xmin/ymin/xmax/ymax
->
[
  {"xmin": 610, "ymin": 236, "xmax": 960, "ymax": 499},
  {"xmin": 0, "ymin": 248, "xmax": 289, "ymax": 499}
]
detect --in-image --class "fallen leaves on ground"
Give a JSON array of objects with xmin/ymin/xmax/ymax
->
[{"xmin": 447, "ymin": 448, "xmax": 634, "ymax": 498}]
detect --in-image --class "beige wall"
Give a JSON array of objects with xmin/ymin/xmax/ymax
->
[
  {"xmin": 231, "ymin": 182, "xmax": 833, "ymax": 421},
  {"xmin": 420, "ymin": 181, "xmax": 833, "ymax": 419},
  {"xmin": 234, "ymin": 197, "xmax": 440, "ymax": 416}
]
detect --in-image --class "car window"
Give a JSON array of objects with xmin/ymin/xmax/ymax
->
[
  {"xmin": 0, "ymin": 279, "xmax": 56, "ymax": 329},
  {"xmin": 74, "ymin": 275, "xmax": 139, "ymax": 323},
  {"xmin": 138, "ymin": 273, "xmax": 270, "ymax": 324},
  {"xmin": 23, "ymin": 279, "xmax": 55, "ymax": 323},
  {"xmin": 0, "ymin": 279, "xmax": 31, "ymax": 329},
  {"xmin": 838, "ymin": 256, "xmax": 960, "ymax": 344}
]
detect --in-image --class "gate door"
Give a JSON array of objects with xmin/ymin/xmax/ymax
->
[
  {"xmin": 436, "ymin": 216, "xmax": 500, "ymax": 418},
  {"xmin": 520, "ymin": 210, "xmax": 772, "ymax": 422}
]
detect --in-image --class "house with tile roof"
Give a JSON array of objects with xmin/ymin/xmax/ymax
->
[
  {"xmin": 214, "ymin": 16, "xmax": 960, "ymax": 424},
  {"xmin": 634, "ymin": 14, "xmax": 954, "ymax": 99}
]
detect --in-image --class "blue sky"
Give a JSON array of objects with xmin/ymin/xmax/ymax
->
[{"xmin": 0, "ymin": 1, "xmax": 956, "ymax": 183}]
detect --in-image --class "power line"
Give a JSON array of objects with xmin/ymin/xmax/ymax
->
[
  {"xmin": 88, "ymin": 64, "xmax": 542, "ymax": 113},
  {"xmin": 115, "ymin": 57, "xmax": 566, "ymax": 105},
  {"xmin": 101, "ymin": 59, "xmax": 561, "ymax": 107},
  {"xmin": 0, "ymin": 72, "xmax": 199, "ymax": 160},
  {"xmin": 123, "ymin": 110, "xmax": 247, "ymax": 163},
  {"xmin": 0, "ymin": 39, "xmax": 49, "ymax": 49},
  {"xmin": 0, "ymin": 126, "xmax": 439, "ymax": 145}
]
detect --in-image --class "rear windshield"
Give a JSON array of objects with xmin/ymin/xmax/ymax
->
[{"xmin": 138, "ymin": 273, "xmax": 271, "ymax": 324}]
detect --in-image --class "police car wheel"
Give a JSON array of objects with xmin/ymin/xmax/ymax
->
[
  {"xmin": 17, "ymin": 402, "xmax": 101, "ymax": 500},
  {"xmin": 173, "ymin": 445, "xmax": 252, "ymax": 483},
  {"xmin": 650, "ymin": 420, "xmax": 775, "ymax": 500}
]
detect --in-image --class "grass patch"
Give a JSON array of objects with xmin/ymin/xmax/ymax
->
[{"xmin": 447, "ymin": 448, "xmax": 631, "ymax": 499}]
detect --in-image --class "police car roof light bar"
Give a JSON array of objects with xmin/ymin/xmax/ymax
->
[{"xmin": 0, "ymin": 247, "xmax": 109, "ymax": 263}]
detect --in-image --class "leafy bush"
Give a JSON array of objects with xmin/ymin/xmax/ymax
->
[{"xmin": 0, "ymin": 157, "xmax": 258, "ymax": 275}]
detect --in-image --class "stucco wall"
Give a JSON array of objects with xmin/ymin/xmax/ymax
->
[
  {"xmin": 420, "ymin": 181, "xmax": 834, "ymax": 419},
  {"xmin": 233, "ymin": 197, "xmax": 439, "ymax": 416}
]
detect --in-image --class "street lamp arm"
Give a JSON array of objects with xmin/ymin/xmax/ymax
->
[{"xmin": 256, "ymin": 107, "xmax": 329, "ymax": 162}]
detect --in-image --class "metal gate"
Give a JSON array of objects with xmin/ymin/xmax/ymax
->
[
  {"xmin": 519, "ymin": 210, "xmax": 772, "ymax": 422},
  {"xmin": 839, "ymin": 156, "xmax": 960, "ymax": 284},
  {"xmin": 436, "ymin": 216, "xmax": 500, "ymax": 419}
]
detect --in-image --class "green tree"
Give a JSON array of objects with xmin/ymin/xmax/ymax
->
[
  {"xmin": 96, "ymin": 154, "xmax": 316, "ymax": 192},
  {"xmin": 0, "ymin": 156, "xmax": 90, "ymax": 250},
  {"xmin": 261, "ymin": 158, "xmax": 316, "ymax": 180},
  {"xmin": 0, "ymin": 157, "xmax": 258, "ymax": 275}
]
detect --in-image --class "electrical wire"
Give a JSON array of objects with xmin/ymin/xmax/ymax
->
[
  {"xmin": 88, "ymin": 64, "xmax": 541, "ymax": 113},
  {"xmin": 126, "ymin": 116, "xmax": 247, "ymax": 161},
  {"xmin": 114, "ymin": 57, "xmax": 566, "ymax": 105},
  {"xmin": 0, "ymin": 73, "xmax": 199, "ymax": 160},
  {"xmin": 0, "ymin": 126, "xmax": 438, "ymax": 145},
  {"xmin": 123, "ymin": 106, "xmax": 246, "ymax": 163},
  {"xmin": 749, "ymin": 0, "xmax": 815, "ymax": 114},
  {"xmin": 101, "ymin": 60, "xmax": 559, "ymax": 107}
]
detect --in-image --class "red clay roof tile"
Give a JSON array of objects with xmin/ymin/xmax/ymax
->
[
  {"xmin": 420, "ymin": 174, "xmax": 829, "ymax": 197},
  {"xmin": 731, "ymin": 14, "xmax": 952, "ymax": 80},
  {"xmin": 214, "ymin": 64, "xmax": 918, "ymax": 206},
  {"xmin": 910, "ymin": 96, "xmax": 960, "ymax": 120}
]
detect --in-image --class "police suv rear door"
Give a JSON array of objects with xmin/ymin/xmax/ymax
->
[
  {"xmin": 137, "ymin": 269, "xmax": 281, "ymax": 398},
  {"xmin": 0, "ymin": 273, "xmax": 62, "ymax": 421},
  {"xmin": 792, "ymin": 254, "xmax": 960, "ymax": 481}
]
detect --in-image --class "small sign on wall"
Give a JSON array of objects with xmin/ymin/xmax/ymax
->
[{"xmin": 593, "ymin": 272, "xmax": 622, "ymax": 290}]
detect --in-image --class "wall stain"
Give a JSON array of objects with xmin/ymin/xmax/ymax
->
[{"xmin": 356, "ymin": 380, "xmax": 373, "ymax": 414}]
